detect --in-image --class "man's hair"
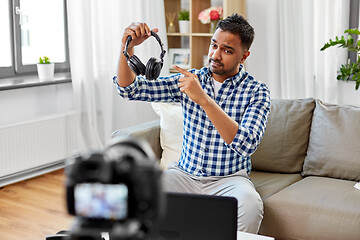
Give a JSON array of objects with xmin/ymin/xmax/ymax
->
[{"xmin": 216, "ymin": 14, "xmax": 254, "ymax": 51}]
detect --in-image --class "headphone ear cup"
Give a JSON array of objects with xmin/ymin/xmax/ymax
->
[
  {"xmin": 153, "ymin": 60, "xmax": 162, "ymax": 79},
  {"xmin": 145, "ymin": 57, "xmax": 156, "ymax": 80},
  {"xmin": 145, "ymin": 57, "xmax": 162, "ymax": 80},
  {"xmin": 129, "ymin": 55, "xmax": 146, "ymax": 76}
]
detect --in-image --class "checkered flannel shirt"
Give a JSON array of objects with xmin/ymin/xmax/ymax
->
[{"xmin": 113, "ymin": 65, "xmax": 270, "ymax": 176}]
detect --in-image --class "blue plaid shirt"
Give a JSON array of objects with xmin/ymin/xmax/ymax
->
[{"xmin": 113, "ymin": 65, "xmax": 270, "ymax": 176}]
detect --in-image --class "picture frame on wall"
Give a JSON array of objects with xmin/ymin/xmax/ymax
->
[{"xmin": 169, "ymin": 48, "xmax": 190, "ymax": 71}]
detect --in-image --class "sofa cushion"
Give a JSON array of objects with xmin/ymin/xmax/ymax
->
[
  {"xmin": 302, "ymin": 100, "xmax": 360, "ymax": 181},
  {"xmin": 249, "ymin": 171, "xmax": 303, "ymax": 200},
  {"xmin": 259, "ymin": 176, "xmax": 360, "ymax": 240},
  {"xmin": 152, "ymin": 102, "xmax": 183, "ymax": 170},
  {"xmin": 252, "ymin": 98, "xmax": 315, "ymax": 173}
]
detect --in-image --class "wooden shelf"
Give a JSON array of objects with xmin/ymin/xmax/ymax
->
[
  {"xmin": 167, "ymin": 33, "xmax": 191, "ymax": 37},
  {"xmin": 164, "ymin": 0, "xmax": 246, "ymax": 70},
  {"xmin": 191, "ymin": 33, "xmax": 213, "ymax": 37}
]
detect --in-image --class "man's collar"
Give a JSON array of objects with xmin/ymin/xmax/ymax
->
[{"xmin": 227, "ymin": 64, "xmax": 246, "ymax": 85}]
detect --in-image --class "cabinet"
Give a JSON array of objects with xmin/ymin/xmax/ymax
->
[{"xmin": 164, "ymin": 0, "xmax": 246, "ymax": 71}]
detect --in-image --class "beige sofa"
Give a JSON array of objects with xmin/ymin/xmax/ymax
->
[{"xmin": 113, "ymin": 99, "xmax": 360, "ymax": 240}]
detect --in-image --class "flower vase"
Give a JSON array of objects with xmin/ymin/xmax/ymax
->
[
  {"xmin": 37, "ymin": 63, "xmax": 54, "ymax": 81},
  {"xmin": 210, "ymin": 20, "xmax": 219, "ymax": 33},
  {"xmin": 179, "ymin": 20, "xmax": 190, "ymax": 33}
]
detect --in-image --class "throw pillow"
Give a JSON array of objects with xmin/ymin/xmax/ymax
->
[
  {"xmin": 251, "ymin": 98, "xmax": 316, "ymax": 173},
  {"xmin": 302, "ymin": 100, "xmax": 360, "ymax": 181},
  {"xmin": 151, "ymin": 102, "xmax": 183, "ymax": 170}
]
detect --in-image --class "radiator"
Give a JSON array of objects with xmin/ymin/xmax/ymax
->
[{"xmin": 0, "ymin": 112, "xmax": 79, "ymax": 185}]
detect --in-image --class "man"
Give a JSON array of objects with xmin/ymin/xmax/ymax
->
[{"xmin": 114, "ymin": 14, "xmax": 270, "ymax": 233}]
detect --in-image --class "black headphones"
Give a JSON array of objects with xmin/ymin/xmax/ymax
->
[{"xmin": 123, "ymin": 31, "xmax": 166, "ymax": 80}]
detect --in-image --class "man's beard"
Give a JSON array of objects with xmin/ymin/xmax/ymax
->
[{"xmin": 209, "ymin": 58, "xmax": 225, "ymax": 75}]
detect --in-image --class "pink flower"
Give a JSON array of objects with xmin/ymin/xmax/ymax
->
[
  {"xmin": 198, "ymin": 6, "xmax": 223, "ymax": 24},
  {"xmin": 198, "ymin": 11, "xmax": 210, "ymax": 24}
]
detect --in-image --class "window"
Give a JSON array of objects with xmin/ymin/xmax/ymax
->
[
  {"xmin": 0, "ymin": 0, "xmax": 69, "ymax": 78},
  {"xmin": 0, "ymin": 0, "xmax": 13, "ymax": 74}
]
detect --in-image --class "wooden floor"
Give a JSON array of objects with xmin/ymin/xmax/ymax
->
[{"xmin": 0, "ymin": 169, "xmax": 73, "ymax": 240}]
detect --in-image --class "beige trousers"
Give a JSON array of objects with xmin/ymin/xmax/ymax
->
[{"xmin": 162, "ymin": 162, "xmax": 264, "ymax": 234}]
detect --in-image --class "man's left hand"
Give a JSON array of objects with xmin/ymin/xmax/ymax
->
[{"xmin": 174, "ymin": 65, "xmax": 209, "ymax": 106}]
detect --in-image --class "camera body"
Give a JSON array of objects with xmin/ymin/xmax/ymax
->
[{"xmin": 65, "ymin": 136, "xmax": 164, "ymax": 240}]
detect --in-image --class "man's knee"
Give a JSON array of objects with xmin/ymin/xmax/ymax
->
[{"xmin": 236, "ymin": 190, "xmax": 263, "ymax": 233}]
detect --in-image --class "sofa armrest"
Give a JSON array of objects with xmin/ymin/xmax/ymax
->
[{"xmin": 112, "ymin": 119, "xmax": 162, "ymax": 159}]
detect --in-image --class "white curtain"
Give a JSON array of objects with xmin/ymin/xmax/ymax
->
[
  {"xmin": 248, "ymin": 0, "xmax": 349, "ymax": 103},
  {"xmin": 67, "ymin": 0, "xmax": 168, "ymax": 151},
  {"xmin": 313, "ymin": 0, "xmax": 350, "ymax": 103}
]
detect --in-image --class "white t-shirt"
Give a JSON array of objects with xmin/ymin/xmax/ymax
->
[{"xmin": 212, "ymin": 78, "xmax": 222, "ymax": 98}]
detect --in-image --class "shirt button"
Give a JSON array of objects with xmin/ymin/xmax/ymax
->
[
  {"xmin": 202, "ymin": 168, "xmax": 206, "ymax": 172},
  {"xmin": 209, "ymin": 126, "xmax": 212, "ymax": 130},
  {"xmin": 205, "ymin": 148, "xmax": 209, "ymax": 152}
]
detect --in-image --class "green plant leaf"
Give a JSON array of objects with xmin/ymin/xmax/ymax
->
[
  {"xmin": 44, "ymin": 56, "xmax": 50, "ymax": 64},
  {"xmin": 352, "ymin": 74, "xmax": 357, "ymax": 81},
  {"xmin": 38, "ymin": 56, "xmax": 51, "ymax": 64},
  {"xmin": 178, "ymin": 9, "xmax": 189, "ymax": 20},
  {"xmin": 347, "ymin": 35, "xmax": 354, "ymax": 45},
  {"xmin": 320, "ymin": 43, "xmax": 329, "ymax": 51},
  {"xmin": 345, "ymin": 28, "xmax": 360, "ymax": 35},
  {"xmin": 321, "ymin": 28, "xmax": 360, "ymax": 90}
]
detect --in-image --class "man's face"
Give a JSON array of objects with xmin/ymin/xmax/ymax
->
[{"xmin": 208, "ymin": 29, "xmax": 250, "ymax": 82}]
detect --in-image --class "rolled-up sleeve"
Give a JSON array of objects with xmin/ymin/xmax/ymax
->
[
  {"xmin": 113, "ymin": 74, "xmax": 183, "ymax": 102},
  {"xmin": 113, "ymin": 76, "xmax": 139, "ymax": 99},
  {"xmin": 225, "ymin": 83, "xmax": 270, "ymax": 157}
]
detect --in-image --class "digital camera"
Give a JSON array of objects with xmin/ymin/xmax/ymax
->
[{"xmin": 64, "ymin": 136, "xmax": 164, "ymax": 240}]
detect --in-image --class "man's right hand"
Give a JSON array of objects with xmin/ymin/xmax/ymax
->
[
  {"xmin": 122, "ymin": 22, "xmax": 159, "ymax": 50},
  {"xmin": 117, "ymin": 22, "xmax": 159, "ymax": 87}
]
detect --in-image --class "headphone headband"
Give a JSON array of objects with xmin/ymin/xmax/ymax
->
[{"xmin": 123, "ymin": 31, "xmax": 166, "ymax": 62}]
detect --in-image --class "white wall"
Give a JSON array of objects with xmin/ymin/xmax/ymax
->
[
  {"xmin": 246, "ymin": 0, "xmax": 360, "ymax": 106},
  {"xmin": 0, "ymin": 81, "xmax": 158, "ymax": 133},
  {"xmin": 0, "ymin": 82, "xmax": 74, "ymax": 126}
]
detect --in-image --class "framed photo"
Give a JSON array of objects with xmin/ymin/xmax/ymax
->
[{"xmin": 169, "ymin": 48, "xmax": 190, "ymax": 70}]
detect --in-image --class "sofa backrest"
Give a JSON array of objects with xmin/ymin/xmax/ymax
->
[
  {"xmin": 112, "ymin": 119, "xmax": 162, "ymax": 160},
  {"xmin": 302, "ymin": 100, "xmax": 360, "ymax": 181},
  {"xmin": 252, "ymin": 98, "xmax": 316, "ymax": 173}
]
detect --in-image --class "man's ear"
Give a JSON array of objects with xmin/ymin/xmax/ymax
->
[{"xmin": 240, "ymin": 50, "xmax": 250, "ymax": 64}]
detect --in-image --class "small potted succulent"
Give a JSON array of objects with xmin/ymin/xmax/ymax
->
[
  {"xmin": 178, "ymin": 9, "xmax": 190, "ymax": 33},
  {"xmin": 37, "ymin": 56, "xmax": 54, "ymax": 81}
]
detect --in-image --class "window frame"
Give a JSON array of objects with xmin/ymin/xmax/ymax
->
[
  {"xmin": 349, "ymin": 0, "xmax": 359, "ymax": 63},
  {"xmin": 0, "ymin": 0, "xmax": 70, "ymax": 79}
]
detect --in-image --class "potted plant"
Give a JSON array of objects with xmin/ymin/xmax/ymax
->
[
  {"xmin": 321, "ymin": 28, "xmax": 360, "ymax": 90},
  {"xmin": 178, "ymin": 9, "xmax": 189, "ymax": 33},
  {"xmin": 37, "ymin": 56, "xmax": 54, "ymax": 81}
]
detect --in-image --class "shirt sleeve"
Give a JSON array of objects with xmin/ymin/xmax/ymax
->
[
  {"xmin": 113, "ymin": 73, "xmax": 183, "ymax": 102},
  {"xmin": 225, "ymin": 83, "xmax": 271, "ymax": 157}
]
